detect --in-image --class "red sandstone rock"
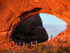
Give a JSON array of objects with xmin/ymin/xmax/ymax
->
[{"xmin": 0, "ymin": 0, "xmax": 70, "ymax": 49}]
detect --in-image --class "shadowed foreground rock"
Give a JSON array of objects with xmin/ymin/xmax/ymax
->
[{"xmin": 12, "ymin": 14, "xmax": 48, "ymax": 44}]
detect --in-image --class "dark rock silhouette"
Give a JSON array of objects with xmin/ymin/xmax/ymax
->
[
  {"xmin": 32, "ymin": 26, "xmax": 48, "ymax": 43},
  {"xmin": 12, "ymin": 14, "xmax": 48, "ymax": 44},
  {"xmin": 16, "ymin": 14, "xmax": 42, "ymax": 34}
]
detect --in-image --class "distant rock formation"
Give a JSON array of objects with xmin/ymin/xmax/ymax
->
[
  {"xmin": 12, "ymin": 14, "xmax": 48, "ymax": 44},
  {"xmin": 32, "ymin": 26, "xmax": 48, "ymax": 43}
]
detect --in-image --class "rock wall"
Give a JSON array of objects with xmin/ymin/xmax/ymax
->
[{"xmin": 0, "ymin": 0, "xmax": 70, "ymax": 49}]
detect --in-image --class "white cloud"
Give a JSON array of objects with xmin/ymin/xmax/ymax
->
[{"xmin": 61, "ymin": 22, "xmax": 67, "ymax": 25}]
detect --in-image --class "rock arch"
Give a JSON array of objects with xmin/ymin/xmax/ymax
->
[{"xmin": 0, "ymin": 0, "xmax": 70, "ymax": 49}]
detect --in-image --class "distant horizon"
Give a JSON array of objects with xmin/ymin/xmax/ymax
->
[{"xmin": 39, "ymin": 13, "xmax": 67, "ymax": 40}]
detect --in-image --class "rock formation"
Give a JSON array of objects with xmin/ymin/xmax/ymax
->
[
  {"xmin": 32, "ymin": 26, "xmax": 48, "ymax": 43},
  {"xmin": 0, "ymin": 0, "xmax": 70, "ymax": 49},
  {"xmin": 15, "ymin": 14, "xmax": 42, "ymax": 34},
  {"xmin": 12, "ymin": 14, "xmax": 48, "ymax": 44}
]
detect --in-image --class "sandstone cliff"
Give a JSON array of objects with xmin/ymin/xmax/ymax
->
[{"xmin": 0, "ymin": 0, "xmax": 70, "ymax": 49}]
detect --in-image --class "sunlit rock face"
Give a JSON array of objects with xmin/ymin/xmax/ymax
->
[
  {"xmin": 0, "ymin": 0, "xmax": 70, "ymax": 49},
  {"xmin": 12, "ymin": 14, "xmax": 48, "ymax": 44}
]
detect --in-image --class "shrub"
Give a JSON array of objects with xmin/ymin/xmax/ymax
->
[
  {"xmin": 52, "ymin": 47, "xmax": 56, "ymax": 49},
  {"xmin": 57, "ymin": 45, "xmax": 62, "ymax": 50},
  {"xmin": 59, "ymin": 41, "xmax": 62, "ymax": 43},
  {"xmin": 42, "ymin": 49, "xmax": 47, "ymax": 53},
  {"xmin": 50, "ymin": 50, "xmax": 53, "ymax": 53},
  {"xmin": 47, "ymin": 50, "xmax": 50, "ymax": 53},
  {"xmin": 69, "ymin": 47, "xmax": 70, "ymax": 52},
  {"xmin": 63, "ymin": 46, "xmax": 69, "ymax": 51},
  {"xmin": 25, "ymin": 43, "xmax": 31, "ymax": 48},
  {"xmin": 2, "ymin": 49, "xmax": 12, "ymax": 53},
  {"xmin": 34, "ymin": 44, "xmax": 45, "ymax": 51},
  {"xmin": 62, "ymin": 51, "xmax": 66, "ymax": 53},
  {"xmin": 15, "ymin": 49, "xmax": 25, "ymax": 53},
  {"xmin": 34, "ymin": 44, "xmax": 39, "ymax": 51},
  {"xmin": 62, "ymin": 46, "xmax": 70, "ymax": 53},
  {"xmin": 18, "ymin": 49, "xmax": 25, "ymax": 53},
  {"xmin": 16, "ymin": 49, "xmax": 21, "ymax": 51},
  {"xmin": 29, "ymin": 49, "xmax": 36, "ymax": 52},
  {"xmin": 54, "ymin": 50, "xmax": 59, "ymax": 53},
  {"xmin": 38, "ymin": 44, "xmax": 45, "ymax": 51},
  {"xmin": 63, "ymin": 40, "xmax": 67, "ymax": 43}
]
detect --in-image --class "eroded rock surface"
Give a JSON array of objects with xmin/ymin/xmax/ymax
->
[{"xmin": 0, "ymin": 0, "xmax": 70, "ymax": 49}]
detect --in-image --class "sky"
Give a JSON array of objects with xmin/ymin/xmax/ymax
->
[{"xmin": 39, "ymin": 13, "xmax": 67, "ymax": 40}]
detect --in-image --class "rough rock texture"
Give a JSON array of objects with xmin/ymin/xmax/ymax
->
[
  {"xmin": 0, "ymin": 0, "xmax": 70, "ymax": 49},
  {"xmin": 41, "ymin": 24, "xmax": 70, "ymax": 47},
  {"xmin": 41, "ymin": 31, "xmax": 70, "ymax": 47},
  {"xmin": 12, "ymin": 14, "xmax": 48, "ymax": 44}
]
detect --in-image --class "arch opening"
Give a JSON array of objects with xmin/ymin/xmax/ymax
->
[
  {"xmin": 11, "ymin": 14, "xmax": 48, "ymax": 46},
  {"xmin": 11, "ymin": 13, "xmax": 67, "ymax": 46}
]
